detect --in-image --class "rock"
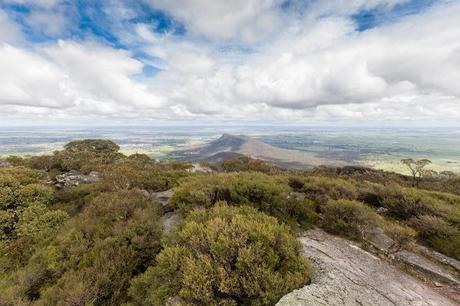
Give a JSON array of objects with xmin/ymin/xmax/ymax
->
[
  {"xmin": 366, "ymin": 229, "xmax": 460, "ymax": 286},
  {"xmin": 277, "ymin": 228, "xmax": 457, "ymax": 306},
  {"xmin": 162, "ymin": 212, "xmax": 181, "ymax": 233},
  {"xmin": 151, "ymin": 189, "xmax": 174, "ymax": 207},
  {"xmin": 0, "ymin": 161, "xmax": 13, "ymax": 167},
  {"xmin": 376, "ymin": 207, "xmax": 389, "ymax": 214},
  {"xmin": 365, "ymin": 228, "xmax": 395, "ymax": 253},
  {"xmin": 55, "ymin": 170, "xmax": 101, "ymax": 188},
  {"xmin": 394, "ymin": 250, "xmax": 460, "ymax": 286},
  {"xmin": 188, "ymin": 163, "xmax": 213, "ymax": 173},
  {"xmin": 415, "ymin": 244, "xmax": 460, "ymax": 273},
  {"xmin": 287, "ymin": 192, "xmax": 306, "ymax": 201}
]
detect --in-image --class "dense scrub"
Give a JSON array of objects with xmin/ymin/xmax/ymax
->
[
  {"xmin": 1, "ymin": 139, "xmax": 459, "ymax": 305},
  {"xmin": 172, "ymin": 169, "xmax": 460, "ymax": 259},
  {"xmin": 221, "ymin": 156, "xmax": 281, "ymax": 173},
  {"xmin": 128, "ymin": 204, "xmax": 311, "ymax": 305},
  {"xmin": 0, "ymin": 189, "xmax": 163, "ymax": 305},
  {"xmin": 171, "ymin": 172, "xmax": 318, "ymax": 229}
]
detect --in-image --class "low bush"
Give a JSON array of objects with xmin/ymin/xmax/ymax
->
[
  {"xmin": 383, "ymin": 222, "xmax": 416, "ymax": 252},
  {"xmin": 409, "ymin": 215, "xmax": 460, "ymax": 259},
  {"xmin": 320, "ymin": 199, "xmax": 381, "ymax": 240},
  {"xmin": 171, "ymin": 173, "xmax": 317, "ymax": 229},
  {"xmin": 222, "ymin": 156, "xmax": 280, "ymax": 173},
  {"xmin": 128, "ymin": 204, "xmax": 311, "ymax": 305},
  {"xmin": 0, "ymin": 189, "xmax": 163, "ymax": 304},
  {"xmin": 381, "ymin": 189, "xmax": 434, "ymax": 220},
  {"xmin": 300, "ymin": 176, "xmax": 358, "ymax": 204}
]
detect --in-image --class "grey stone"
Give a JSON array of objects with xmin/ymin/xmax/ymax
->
[
  {"xmin": 55, "ymin": 170, "xmax": 101, "ymax": 188},
  {"xmin": 415, "ymin": 244, "xmax": 460, "ymax": 273},
  {"xmin": 151, "ymin": 189, "xmax": 174, "ymax": 207},
  {"xmin": 277, "ymin": 229, "xmax": 457, "ymax": 306},
  {"xmin": 0, "ymin": 161, "xmax": 13, "ymax": 167},
  {"xmin": 162, "ymin": 212, "xmax": 181, "ymax": 233},
  {"xmin": 395, "ymin": 250, "xmax": 460, "ymax": 286}
]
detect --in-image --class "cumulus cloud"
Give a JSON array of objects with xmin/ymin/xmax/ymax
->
[
  {"xmin": 147, "ymin": 0, "xmax": 460, "ymax": 121},
  {"xmin": 0, "ymin": 0, "xmax": 459, "ymax": 123},
  {"xmin": 147, "ymin": 0, "xmax": 285, "ymax": 42},
  {"xmin": 0, "ymin": 40, "xmax": 165, "ymax": 120}
]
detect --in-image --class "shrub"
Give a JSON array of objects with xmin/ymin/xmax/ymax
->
[
  {"xmin": 0, "ymin": 167, "xmax": 63, "ymax": 270},
  {"xmin": 102, "ymin": 158, "xmax": 188, "ymax": 192},
  {"xmin": 128, "ymin": 204, "xmax": 311, "ymax": 305},
  {"xmin": 320, "ymin": 199, "xmax": 381, "ymax": 240},
  {"xmin": 63, "ymin": 139, "xmax": 120, "ymax": 154},
  {"xmin": 301, "ymin": 176, "xmax": 358, "ymax": 204},
  {"xmin": 171, "ymin": 173, "xmax": 319, "ymax": 229},
  {"xmin": 383, "ymin": 222, "xmax": 416, "ymax": 252},
  {"xmin": 409, "ymin": 215, "xmax": 460, "ymax": 259},
  {"xmin": 222, "ymin": 156, "xmax": 280, "ymax": 173},
  {"xmin": 1, "ymin": 189, "xmax": 163, "ymax": 304},
  {"xmin": 380, "ymin": 188, "xmax": 435, "ymax": 220},
  {"xmin": 287, "ymin": 176, "xmax": 305, "ymax": 191}
]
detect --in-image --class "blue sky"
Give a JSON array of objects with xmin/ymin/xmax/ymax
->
[{"xmin": 0, "ymin": 0, "xmax": 459, "ymax": 125}]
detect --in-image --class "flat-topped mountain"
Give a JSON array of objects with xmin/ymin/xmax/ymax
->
[{"xmin": 175, "ymin": 133, "xmax": 346, "ymax": 168}]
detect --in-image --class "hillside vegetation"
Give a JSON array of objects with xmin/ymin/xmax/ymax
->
[{"xmin": 0, "ymin": 139, "xmax": 459, "ymax": 305}]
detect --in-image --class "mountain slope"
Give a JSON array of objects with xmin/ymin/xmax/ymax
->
[{"xmin": 176, "ymin": 134, "xmax": 346, "ymax": 168}]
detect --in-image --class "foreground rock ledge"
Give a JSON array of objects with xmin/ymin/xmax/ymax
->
[{"xmin": 277, "ymin": 229, "xmax": 457, "ymax": 306}]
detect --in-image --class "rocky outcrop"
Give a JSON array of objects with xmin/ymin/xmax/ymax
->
[
  {"xmin": 277, "ymin": 229, "xmax": 457, "ymax": 306},
  {"xmin": 55, "ymin": 170, "xmax": 101, "ymax": 188},
  {"xmin": 0, "ymin": 161, "xmax": 13, "ymax": 167},
  {"xmin": 151, "ymin": 189, "xmax": 174, "ymax": 209},
  {"xmin": 416, "ymin": 244, "xmax": 460, "ymax": 273},
  {"xmin": 365, "ymin": 229, "xmax": 460, "ymax": 286}
]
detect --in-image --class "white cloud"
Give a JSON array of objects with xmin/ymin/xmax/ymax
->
[
  {"xmin": 145, "ymin": 0, "xmax": 460, "ymax": 122},
  {"xmin": 1, "ymin": 0, "xmax": 460, "ymax": 124},
  {"xmin": 0, "ymin": 41, "xmax": 165, "ymax": 120},
  {"xmin": 147, "ymin": 0, "xmax": 285, "ymax": 42}
]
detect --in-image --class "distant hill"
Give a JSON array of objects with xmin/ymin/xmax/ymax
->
[{"xmin": 174, "ymin": 133, "xmax": 346, "ymax": 169}]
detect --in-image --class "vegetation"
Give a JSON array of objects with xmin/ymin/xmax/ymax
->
[
  {"xmin": 222, "ymin": 156, "xmax": 281, "ymax": 173},
  {"xmin": 400, "ymin": 158, "xmax": 433, "ymax": 186},
  {"xmin": 1, "ymin": 139, "xmax": 459, "ymax": 304},
  {"xmin": 128, "ymin": 204, "xmax": 311, "ymax": 306}
]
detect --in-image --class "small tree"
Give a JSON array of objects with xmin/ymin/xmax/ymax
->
[
  {"xmin": 400, "ymin": 158, "xmax": 432, "ymax": 186},
  {"xmin": 439, "ymin": 170, "xmax": 457, "ymax": 179}
]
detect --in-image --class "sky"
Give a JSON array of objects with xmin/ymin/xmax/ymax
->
[{"xmin": 0, "ymin": 0, "xmax": 459, "ymax": 126}]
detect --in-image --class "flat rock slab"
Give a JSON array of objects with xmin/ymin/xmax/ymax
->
[
  {"xmin": 395, "ymin": 250, "xmax": 460, "ymax": 285},
  {"xmin": 416, "ymin": 244, "xmax": 460, "ymax": 273},
  {"xmin": 277, "ymin": 229, "xmax": 457, "ymax": 306}
]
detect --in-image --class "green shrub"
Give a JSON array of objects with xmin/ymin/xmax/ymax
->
[
  {"xmin": 222, "ymin": 156, "xmax": 280, "ymax": 173},
  {"xmin": 102, "ymin": 157, "xmax": 188, "ymax": 192},
  {"xmin": 171, "ymin": 173, "xmax": 319, "ymax": 229},
  {"xmin": 1, "ymin": 189, "xmax": 163, "ymax": 304},
  {"xmin": 301, "ymin": 176, "xmax": 358, "ymax": 204},
  {"xmin": 320, "ymin": 199, "xmax": 381, "ymax": 240},
  {"xmin": 0, "ymin": 167, "xmax": 64, "ymax": 270},
  {"xmin": 409, "ymin": 215, "xmax": 460, "ymax": 259},
  {"xmin": 380, "ymin": 188, "xmax": 435, "ymax": 220},
  {"xmin": 287, "ymin": 176, "xmax": 305, "ymax": 191},
  {"xmin": 128, "ymin": 204, "xmax": 311, "ymax": 305},
  {"xmin": 383, "ymin": 222, "xmax": 416, "ymax": 251}
]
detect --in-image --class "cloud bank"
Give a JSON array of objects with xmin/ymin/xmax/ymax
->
[{"xmin": 0, "ymin": 0, "xmax": 459, "ymax": 124}]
